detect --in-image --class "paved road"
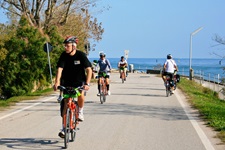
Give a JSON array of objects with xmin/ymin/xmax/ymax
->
[{"xmin": 0, "ymin": 73, "xmax": 224, "ymax": 150}]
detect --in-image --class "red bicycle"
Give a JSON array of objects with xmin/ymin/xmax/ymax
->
[{"xmin": 58, "ymin": 86, "xmax": 83, "ymax": 149}]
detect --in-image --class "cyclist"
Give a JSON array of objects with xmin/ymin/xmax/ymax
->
[
  {"xmin": 162, "ymin": 54, "xmax": 178, "ymax": 93},
  {"xmin": 91, "ymin": 60, "xmax": 98, "ymax": 79},
  {"xmin": 97, "ymin": 52, "xmax": 112, "ymax": 96},
  {"xmin": 118, "ymin": 56, "xmax": 127, "ymax": 80},
  {"xmin": 53, "ymin": 36, "xmax": 92, "ymax": 138}
]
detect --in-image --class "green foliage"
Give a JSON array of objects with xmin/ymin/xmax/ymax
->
[
  {"xmin": 45, "ymin": 26, "xmax": 64, "ymax": 77},
  {"xmin": 0, "ymin": 88, "xmax": 54, "ymax": 109},
  {"xmin": 0, "ymin": 16, "xmax": 47, "ymax": 97}
]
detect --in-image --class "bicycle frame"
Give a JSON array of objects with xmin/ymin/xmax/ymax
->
[
  {"xmin": 165, "ymin": 75, "xmax": 175, "ymax": 97},
  {"xmin": 63, "ymin": 97, "xmax": 78, "ymax": 131}
]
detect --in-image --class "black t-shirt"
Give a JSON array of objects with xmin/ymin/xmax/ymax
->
[{"xmin": 57, "ymin": 50, "xmax": 92, "ymax": 87}]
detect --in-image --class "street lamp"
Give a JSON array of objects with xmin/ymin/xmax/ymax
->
[{"xmin": 189, "ymin": 27, "xmax": 203, "ymax": 80}]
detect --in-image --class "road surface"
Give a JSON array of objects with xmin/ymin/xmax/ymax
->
[{"xmin": 0, "ymin": 73, "xmax": 224, "ymax": 150}]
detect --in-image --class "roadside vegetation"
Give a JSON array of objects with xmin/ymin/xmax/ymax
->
[
  {"xmin": 178, "ymin": 77, "xmax": 225, "ymax": 143},
  {"xmin": 0, "ymin": 78, "xmax": 97, "ymax": 109},
  {"xmin": 0, "ymin": 0, "xmax": 106, "ymax": 100},
  {"xmin": 0, "ymin": 88, "xmax": 54, "ymax": 110}
]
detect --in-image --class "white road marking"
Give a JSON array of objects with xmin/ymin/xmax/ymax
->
[
  {"xmin": 175, "ymin": 92, "xmax": 215, "ymax": 150},
  {"xmin": 0, "ymin": 97, "xmax": 55, "ymax": 120}
]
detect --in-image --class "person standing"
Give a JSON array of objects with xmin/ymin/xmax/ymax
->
[
  {"xmin": 53, "ymin": 36, "xmax": 92, "ymax": 138},
  {"xmin": 97, "ymin": 52, "xmax": 112, "ymax": 96}
]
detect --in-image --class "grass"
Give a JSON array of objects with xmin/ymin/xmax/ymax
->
[
  {"xmin": 0, "ymin": 79, "xmax": 98, "ymax": 109},
  {"xmin": 178, "ymin": 77, "xmax": 225, "ymax": 143},
  {"xmin": 0, "ymin": 88, "xmax": 54, "ymax": 109}
]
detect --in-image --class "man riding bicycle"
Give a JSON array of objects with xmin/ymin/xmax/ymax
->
[
  {"xmin": 162, "ymin": 54, "xmax": 178, "ymax": 94},
  {"xmin": 53, "ymin": 36, "xmax": 92, "ymax": 138},
  {"xmin": 97, "ymin": 52, "xmax": 112, "ymax": 96},
  {"xmin": 118, "ymin": 56, "xmax": 127, "ymax": 80}
]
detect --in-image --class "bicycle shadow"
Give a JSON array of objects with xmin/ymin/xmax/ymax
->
[{"xmin": 0, "ymin": 138, "xmax": 62, "ymax": 150}]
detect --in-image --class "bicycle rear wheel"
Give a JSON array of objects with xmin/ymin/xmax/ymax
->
[
  {"xmin": 64, "ymin": 108, "xmax": 70, "ymax": 148},
  {"xmin": 166, "ymin": 83, "xmax": 170, "ymax": 97}
]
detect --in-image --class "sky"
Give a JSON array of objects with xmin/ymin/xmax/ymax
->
[
  {"xmin": 88, "ymin": 0, "xmax": 225, "ymax": 58},
  {"xmin": 0, "ymin": 0, "xmax": 225, "ymax": 59}
]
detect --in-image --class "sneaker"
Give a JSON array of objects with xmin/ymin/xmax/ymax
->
[
  {"xmin": 97, "ymin": 93, "xmax": 100, "ymax": 96},
  {"xmin": 171, "ymin": 90, "xmax": 174, "ymax": 94},
  {"xmin": 78, "ymin": 111, "xmax": 84, "ymax": 121},
  {"xmin": 107, "ymin": 90, "xmax": 111, "ymax": 96},
  {"xmin": 57, "ymin": 95, "xmax": 63, "ymax": 103},
  {"xmin": 58, "ymin": 130, "xmax": 65, "ymax": 138}
]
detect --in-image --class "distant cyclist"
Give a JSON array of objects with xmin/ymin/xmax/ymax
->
[
  {"xmin": 97, "ymin": 52, "xmax": 112, "ymax": 96},
  {"xmin": 91, "ymin": 60, "xmax": 98, "ymax": 79},
  {"xmin": 53, "ymin": 36, "xmax": 92, "ymax": 138},
  {"xmin": 118, "ymin": 56, "xmax": 127, "ymax": 80},
  {"xmin": 162, "ymin": 54, "xmax": 178, "ymax": 93}
]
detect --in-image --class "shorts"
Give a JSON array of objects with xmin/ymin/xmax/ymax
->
[
  {"xmin": 163, "ymin": 72, "xmax": 174, "ymax": 80},
  {"xmin": 98, "ymin": 72, "xmax": 110, "ymax": 79}
]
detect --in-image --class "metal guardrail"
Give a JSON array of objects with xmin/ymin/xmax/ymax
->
[
  {"xmin": 131, "ymin": 67, "xmax": 225, "ymax": 99},
  {"xmin": 179, "ymin": 69, "xmax": 225, "ymax": 99}
]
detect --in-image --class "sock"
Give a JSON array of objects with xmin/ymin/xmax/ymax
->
[
  {"xmin": 79, "ymin": 107, "xmax": 83, "ymax": 113},
  {"xmin": 98, "ymin": 84, "xmax": 100, "ymax": 93}
]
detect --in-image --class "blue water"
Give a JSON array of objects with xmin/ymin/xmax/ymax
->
[{"xmin": 89, "ymin": 58, "xmax": 225, "ymax": 79}]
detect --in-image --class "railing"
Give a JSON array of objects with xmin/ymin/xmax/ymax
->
[
  {"xmin": 131, "ymin": 67, "xmax": 225, "ymax": 99},
  {"xmin": 178, "ymin": 68, "xmax": 225, "ymax": 99}
]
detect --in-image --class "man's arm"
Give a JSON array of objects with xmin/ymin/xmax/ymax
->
[
  {"xmin": 84, "ymin": 67, "xmax": 92, "ymax": 90},
  {"xmin": 53, "ymin": 67, "xmax": 63, "ymax": 91}
]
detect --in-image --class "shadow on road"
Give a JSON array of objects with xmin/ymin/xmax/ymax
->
[
  {"xmin": 85, "ymin": 102, "xmax": 199, "ymax": 122},
  {"xmin": 0, "ymin": 138, "xmax": 62, "ymax": 150},
  {"xmin": 111, "ymin": 93, "xmax": 166, "ymax": 97}
]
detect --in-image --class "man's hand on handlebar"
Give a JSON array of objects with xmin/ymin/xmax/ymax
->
[{"xmin": 53, "ymin": 83, "xmax": 59, "ymax": 91}]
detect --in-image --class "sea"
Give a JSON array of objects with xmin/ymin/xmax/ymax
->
[{"xmin": 88, "ymin": 58, "xmax": 225, "ymax": 81}]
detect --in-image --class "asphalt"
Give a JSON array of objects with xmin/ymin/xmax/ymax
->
[{"xmin": 0, "ymin": 72, "xmax": 224, "ymax": 150}]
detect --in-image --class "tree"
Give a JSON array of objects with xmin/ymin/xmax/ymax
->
[
  {"xmin": 0, "ymin": 16, "xmax": 47, "ymax": 97},
  {"xmin": 0, "ymin": 23, "xmax": 16, "ymax": 94},
  {"xmin": 0, "ymin": 0, "xmax": 104, "ymax": 50}
]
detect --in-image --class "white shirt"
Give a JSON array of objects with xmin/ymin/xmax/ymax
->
[
  {"xmin": 164, "ymin": 59, "xmax": 177, "ymax": 73},
  {"xmin": 118, "ymin": 60, "xmax": 127, "ymax": 67}
]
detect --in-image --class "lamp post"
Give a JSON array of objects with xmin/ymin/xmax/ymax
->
[{"xmin": 189, "ymin": 27, "xmax": 203, "ymax": 80}]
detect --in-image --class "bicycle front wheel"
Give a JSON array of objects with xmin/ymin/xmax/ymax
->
[
  {"xmin": 71, "ymin": 105, "xmax": 77, "ymax": 142},
  {"xmin": 122, "ymin": 72, "xmax": 125, "ymax": 83},
  {"xmin": 64, "ymin": 108, "xmax": 70, "ymax": 148},
  {"xmin": 100, "ymin": 84, "xmax": 104, "ymax": 104}
]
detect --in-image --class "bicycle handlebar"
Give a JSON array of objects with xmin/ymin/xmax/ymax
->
[
  {"xmin": 57, "ymin": 86, "xmax": 84, "ymax": 98},
  {"xmin": 99, "ymin": 70, "xmax": 111, "ymax": 73}
]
